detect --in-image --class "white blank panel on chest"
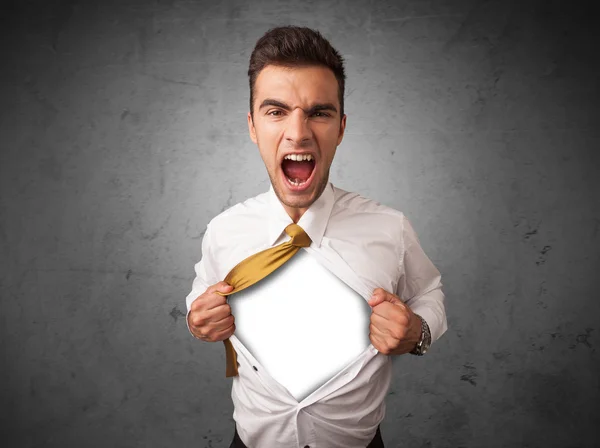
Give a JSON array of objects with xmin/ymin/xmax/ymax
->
[{"xmin": 228, "ymin": 249, "xmax": 372, "ymax": 402}]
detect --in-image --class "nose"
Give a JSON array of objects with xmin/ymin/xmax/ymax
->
[{"xmin": 285, "ymin": 108, "xmax": 312, "ymax": 146}]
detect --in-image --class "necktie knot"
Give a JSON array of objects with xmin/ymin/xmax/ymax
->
[{"xmin": 285, "ymin": 223, "xmax": 312, "ymax": 248}]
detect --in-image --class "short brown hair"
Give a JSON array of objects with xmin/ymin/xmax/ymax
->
[{"xmin": 248, "ymin": 26, "xmax": 346, "ymax": 119}]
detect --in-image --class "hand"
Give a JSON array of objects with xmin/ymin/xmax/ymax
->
[
  {"xmin": 188, "ymin": 281, "xmax": 235, "ymax": 342},
  {"xmin": 367, "ymin": 287, "xmax": 422, "ymax": 355}
]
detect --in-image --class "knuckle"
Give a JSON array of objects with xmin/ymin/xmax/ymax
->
[
  {"xmin": 376, "ymin": 339, "xmax": 389, "ymax": 353},
  {"xmin": 194, "ymin": 329, "xmax": 207, "ymax": 339},
  {"xmin": 391, "ymin": 327, "xmax": 404, "ymax": 340},
  {"xmin": 214, "ymin": 291, "xmax": 227, "ymax": 301},
  {"xmin": 400, "ymin": 326, "xmax": 409, "ymax": 338},
  {"xmin": 191, "ymin": 297, "xmax": 204, "ymax": 310},
  {"xmin": 382, "ymin": 339, "xmax": 391, "ymax": 353},
  {"xmin": 193, "ymin": 311, "xmax": 210, "ymax": 326}
]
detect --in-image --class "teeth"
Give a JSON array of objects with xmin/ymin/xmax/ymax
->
[
  {"xmin": 288, "ymin": 177, "xmax": 307, "ymax": 186},
  {"xmin": 284, "ymin": 154, "xmax": 313, "ymax": 162}
]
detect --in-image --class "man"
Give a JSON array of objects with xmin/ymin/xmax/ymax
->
[{"xmin": 185, "ymin": 26, "xmax": 447, "ymax": 448}]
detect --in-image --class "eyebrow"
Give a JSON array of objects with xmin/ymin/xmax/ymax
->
[{"xmin": 259, "ymin": 99, "xmax": 338, "ymax": 115}]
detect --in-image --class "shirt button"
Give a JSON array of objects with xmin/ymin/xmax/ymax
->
[{"xmin": 253, "ymin": 366, "xmax": 258, "ymax": 371}]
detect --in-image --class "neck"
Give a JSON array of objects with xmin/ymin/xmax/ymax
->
[{"xmin": 282, "ymin": 205, "xmax": 307, "ymax": 224}]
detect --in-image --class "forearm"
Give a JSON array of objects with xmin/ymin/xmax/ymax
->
[
  {"xmin": 398, "ymin": 214, "xmax": 448, "ymax": 346},
  {"xmin": 405, "ymin": 285, "xmax": 447, "ymax": 344}
]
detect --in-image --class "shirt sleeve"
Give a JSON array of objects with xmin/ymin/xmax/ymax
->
[
  {"xmin": 396, "ymin": 214, "xmax": 448, "ymax": 344},
  {"xmin": 185, "ymin": 221, "xmax": 220, "ymax": 337}
]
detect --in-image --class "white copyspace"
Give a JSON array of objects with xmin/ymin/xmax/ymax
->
[{"xmin": 228, "ymin": 249, "xmax": 372, "ymax": 402}]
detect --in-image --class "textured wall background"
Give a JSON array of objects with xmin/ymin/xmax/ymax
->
[{"xmin": 1, "ymin": 0, "xmax": 598, "ymax": 447}]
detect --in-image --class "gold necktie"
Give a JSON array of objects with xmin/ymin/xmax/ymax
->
[{"xmin": 216, "ymin": 223, "xmax": 312, "ymax": 377}]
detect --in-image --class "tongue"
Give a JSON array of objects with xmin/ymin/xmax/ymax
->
[{"xmin": 282, "ymin": 159, "xmax": 314, "ymax": 182}]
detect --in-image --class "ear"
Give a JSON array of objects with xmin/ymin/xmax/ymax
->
[
  {"xmin": 247, "ymin": 112, "xmax": 257, "ymax": 144},
  {"xmin": 336, "ymin": 114, "xmax": 347, "ymax": 146}
]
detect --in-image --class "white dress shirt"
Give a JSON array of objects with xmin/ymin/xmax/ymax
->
[{"xmin": 185, "ymin": 181, "xmax": 447, "ymax": 448}]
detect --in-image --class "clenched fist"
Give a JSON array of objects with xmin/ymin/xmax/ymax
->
[
  {"xmin": 188, "ymin": 281, "xmax": 235, "ymax": 342},
  {"xmin": 367, "ymin": 287, "xmax": 422, "ymax": 355}
]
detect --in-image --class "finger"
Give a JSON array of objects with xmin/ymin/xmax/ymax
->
[
  {"xmin": 372, "ymin": 306, "xmax": 410, "ymax": 332},
  {"xmin": 212, "ymin": 281, "xmax": 234, "ymax": 297},
  {"xmin": 207, "ymin": 280, "xmax": 233, "ymax": 292},
  {"xmin": 369, "ymin": 319, "xmax": 385, "ymax": 338},
  {"xmin": 370, "ymin": 301, "xmax": 405, "ymax": 320},
  {"xmin": 370, "ymin": 301, "xmax": 392, "ymax": 317},
  {"xmin": 367, "ymin": 288, "xmax": 386, "ymax": 307},
  {"xmin": 368, "ymin": 289, "xmax": 404, "ymax": 308},
  {"xmin": 206, "ymin": 303, "xmax": 233, "ymax": 322},
  {"xmin": 208, "ymin": 281, "xmax": 234, "ymax": 295},
  {"xmin": 211, "ymin": 321, "xmax": 236, "ymax": 342},
  {"xmin": 370, "ymin": 317, "xmax": 401, "ymax": 341},
  {"xmin": 369, "ymin": 332, "xmax": 388, "ymax": 354},
  {"xmin": 204, "ymin": 291, "xmax": 230, "ymax": 310},
  {"xmin": 192, "ymin": 314, "xmax": 235, "ymax": 341},
  {"xmin": 191, "ymin": 288, "xmax": 229, "ymax": 312},
  {"xmin": 370, "ymin": 312, "xmax": 389, "ymax": 331},
  {"xmin": 189, "ymin": 303, "xmax": 232, "ymax": 327},
  {"xmin": 209, "ymin": 314, "xmax": 235, "ymax": 334},
  {"xmin": 374, "ymin": 300, "xmax": 410, "ymax": 321},
  {"xmin": 191, "ymin": 294, "xmax": 225, "ymax": 312},
  {"xmin": 371, "ymin": 316, "xmax": 407, "ymax": 341},
  {"xmin": 367, "ymin": 295, "xmax": 385, "ymax": 307}
]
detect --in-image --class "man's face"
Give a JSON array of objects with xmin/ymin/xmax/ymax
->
[{"xmin": 247, "ymin": 65, "xmax": 346, "ymax": 222}]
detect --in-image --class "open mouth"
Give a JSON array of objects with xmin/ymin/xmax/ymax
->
[{"xmin": 281, "ymin": 154, "xmax": 316, "ymax": 191}]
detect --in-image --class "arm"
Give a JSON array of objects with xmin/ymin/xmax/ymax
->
[
  {"xmin": 185, "ymin": 222, "xmax": 220, "ymax": 337},
  {"xmin": 396, "ymin": 214, "xmax": 448, "ymax": 344},
  {"xmin": 367, "ymin": 214, "xmax": 447, "ymax": 355}
]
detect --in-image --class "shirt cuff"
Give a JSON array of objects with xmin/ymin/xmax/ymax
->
[{"xmin": 410, "ymin": 305, "xmax": 447, "ymax": 345}]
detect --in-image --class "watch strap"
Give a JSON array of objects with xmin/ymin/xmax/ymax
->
[{"xmin": 410, "ymin": 314, "xmax": 431, "ymax": 356}]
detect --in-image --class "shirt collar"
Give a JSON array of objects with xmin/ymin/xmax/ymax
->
[{"xmin": 267, "ymin": 182, "xmax": 335, "ymax": 248}]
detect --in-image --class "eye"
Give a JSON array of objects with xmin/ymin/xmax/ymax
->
[
  {"xmin": 267, "ymin": 110, "xmax": 283, "ymax": 116},
  {"xmin": 312, "ymin": 112, "xmax": 330, "ymax": 118}
]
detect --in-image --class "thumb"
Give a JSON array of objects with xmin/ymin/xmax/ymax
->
[
  {"xmin": 368, "ymin": 288, "xmax": 402, "ymax": 307},
  {"xmin": 215, "ymin": 282, "xmax": 234, "ymax": 296}
]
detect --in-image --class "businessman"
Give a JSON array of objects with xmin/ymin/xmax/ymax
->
[{"xmin": 186, "ymin": 26, "xmax": 448, "ymax": 448}]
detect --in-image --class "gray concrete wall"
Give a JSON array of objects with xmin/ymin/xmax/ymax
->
[{"xmin": 1, "ymin": 0, "xmax": 598, "ymax": 447}]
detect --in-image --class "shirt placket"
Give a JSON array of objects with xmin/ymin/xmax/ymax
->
[
  {"xmin": 296, "ymin": 407, "xmax": 317, "ymax": 448},
  {"xmin": 230, "ymin": 241, "xmax": 382, "ymax": 447}
]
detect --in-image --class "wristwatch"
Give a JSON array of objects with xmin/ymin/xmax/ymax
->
[{"xmin": 410, "ymin": 314, "xmax": 431, "ymax": 356}]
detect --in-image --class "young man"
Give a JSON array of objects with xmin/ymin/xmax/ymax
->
[{"xmin": 186, "ymin": 26, "xmax": 447, "ymax": 448}]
